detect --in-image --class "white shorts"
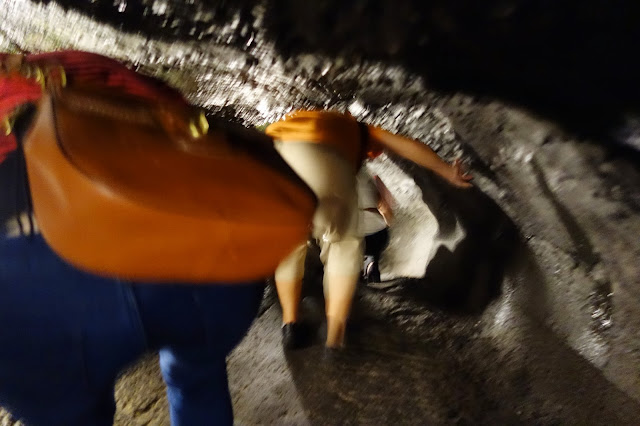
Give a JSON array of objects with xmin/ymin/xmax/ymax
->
[{"xmin": 274, "ymin": 142, "xmax": 363, "ymax": 281}]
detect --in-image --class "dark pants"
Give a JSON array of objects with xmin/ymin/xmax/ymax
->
[{"xmin": 0, "ymin": 234, "xmax": 264, "ymax": 426}]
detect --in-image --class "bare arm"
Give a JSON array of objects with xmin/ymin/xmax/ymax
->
[
  {"xmin": 374, "ymin": 175, "xmax": 394, "ymax": 225},
  {"xmin": 369, "ymin": 127, "xmax": 473, "ymax": 188}
]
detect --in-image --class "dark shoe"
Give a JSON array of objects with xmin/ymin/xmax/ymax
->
[
  {"xmin": 362, "ymin": 255, "xmax": 374, "ymax": 282},
  {"xmin": 281, "ymin": 322, "xmax": 313, "ymax": 350},
  {"xmin": 365, "ymin": 260, "xmax": 381, "ymax": 284}
]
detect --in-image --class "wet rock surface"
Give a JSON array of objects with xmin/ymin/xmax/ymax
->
[{"xmin": 1, "ymin": 1, "xmax": 640, "ymax": 424}]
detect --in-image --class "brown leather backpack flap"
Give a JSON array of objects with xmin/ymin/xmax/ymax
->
[
  {"xmin": 53, "ymin": 88, "xmax": 315, "ymax": 225},
  {"xmin": 24, "ymin": 90, "xmax": 316, "ymax": 282}
]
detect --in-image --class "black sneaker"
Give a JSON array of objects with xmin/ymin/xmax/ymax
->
[{"xmin": 365, "ymin": 260, "xmax": 381, "ymax": 284}]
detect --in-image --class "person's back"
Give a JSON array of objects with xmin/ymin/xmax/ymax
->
[{"xmin": 266, "ymin": 111, "xmax": 366, "ymax": 349}]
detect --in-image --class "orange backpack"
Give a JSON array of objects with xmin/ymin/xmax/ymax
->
[{"xmin": 22, "ymin": 83, "xmax": 316, "ymax": 283}]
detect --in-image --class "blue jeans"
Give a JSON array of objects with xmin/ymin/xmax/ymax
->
[{"xmin": 0, "ymin": 233, "xmax": 265, "ymax": 426}]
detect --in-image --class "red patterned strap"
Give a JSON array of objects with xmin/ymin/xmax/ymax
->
[{"xmin": 0, "ymin": 50, "xmax": 188, "ymax": 163}]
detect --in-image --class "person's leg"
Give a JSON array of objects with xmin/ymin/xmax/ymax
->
[
  {"xmin": 322, "ymin": 238, "xmax": 363, "ymax": 348},
  {"xmin": 273, "ymin": 243, "xmax": 307, "ymax": 324},
  {"xmin": 135, "ymin": 282, "xmax": 264, "ymax": 426},
  {"xmin": 159, "ymin": 347, "xmax": 232, "ymax": 426},
  {"xmin": 363, "ymin": 256, "xmax": 380, "ymax": 283},
  {"xmin": 324, "ymin": 274, "xmax": 360, "ymax": 347},
  {"xmin": 274, "ymin": 142, "xmax": 362, "ymax": 348},
  {"xmin": 363, "ymin": 233, "xmax": 377, "ymax": 281},
  {"xmin": 273, "ymin": 243, "xmax": 315, "ymax": 350},
  {"xmin": 363, "ymin": 228, "xmax": 389, "ymax": 283},
  {"xmin": 0, "ymin": 234, "xmax": 146, "ymax": 426},
  {"xmin": 320, "ymin": 172, "xmax": 363, "ymax": 347}
]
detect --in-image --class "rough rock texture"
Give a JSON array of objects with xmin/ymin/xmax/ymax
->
[
  {"xmin": 438, "ymin": 95, "xmax": 640, "ymax": 401},
  {"xmin": 26, "ymin": 0, "xmax": 640, "ymax": 149},
  {"xmin": 1, "ymin": 0, "xmax": 639, "ymax": 424}
]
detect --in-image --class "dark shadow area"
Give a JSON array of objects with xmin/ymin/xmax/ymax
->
[
  {"xmin": 38, "ymin": 0, "xmax": 640, "ymax": 149},
  {"xmin": 0, "ymin": 106, "xmax": 37, "ymax": 229},
  {"xmin": 33, "ymin": 0, "xmax": 260, "ymax": 45},
  {"xmin": 261, "ymin": 0, "xmax": 640, "ymax": 148},
  {"xmin": 530, "ymin": 158, "xmax": 601, "ymax": 270},
  {"xmin": 381, "ymin": 156, "xmax": 520, "ymax": 314},
  {"xmin": 0, "ymin": 153, "xmax": 27, "ymax": 226}
]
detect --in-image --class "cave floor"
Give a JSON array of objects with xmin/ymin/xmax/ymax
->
[{"xmin": 111, "ymin": 281, "xmax": 640, "ymax": 426}]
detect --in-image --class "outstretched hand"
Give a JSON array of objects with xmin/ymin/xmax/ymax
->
[
  {"xmin": 368, "ymin": 127, "xmax": 474, "ymax": 188},
  {"xmin": 445, "ymin": 158, "xmax": 473, "ymax": 188}
]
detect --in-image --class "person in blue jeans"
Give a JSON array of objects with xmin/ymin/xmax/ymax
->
[{"xmin": 0, "ymin": 111, "xmax": 265, "ymax": 425}]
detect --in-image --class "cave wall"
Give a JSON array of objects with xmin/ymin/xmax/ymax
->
[
  {"xmin": 438, "ymin": 94, "xmax": 640, "ymax": 402},
  {"xmin": 29, "ymin": 0, "xmax": 640, "ymax": 148}
]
